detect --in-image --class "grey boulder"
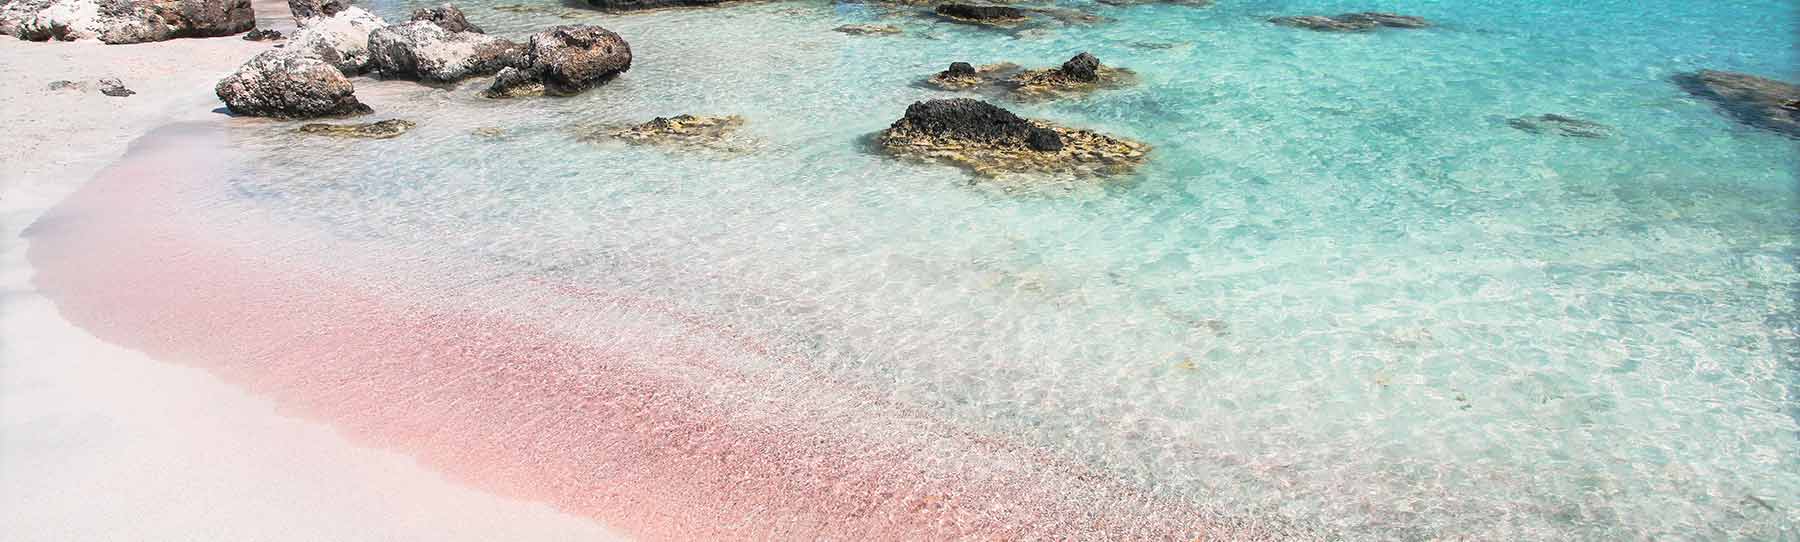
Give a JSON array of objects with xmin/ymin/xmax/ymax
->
[
  {"xmin": 215, "ymin": 48, "xmax": 372, "ymax": 118},
  {"xmin": 368, "ymin": 20, "xmax": 521, "ymax": 83}
]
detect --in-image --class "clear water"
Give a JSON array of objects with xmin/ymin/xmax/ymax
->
[{"xmin": 202, "ymin": 0, "xmax": 1800, "ymax": 538}]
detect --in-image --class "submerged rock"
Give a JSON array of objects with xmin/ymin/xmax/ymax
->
[
  {"xmin": 98, "ymin": 77, "xmax": 134, "ymax": 97},
  {"xmin": 410, "ymin": 3, "xmax": 480, "ymax": 33},
  {"xmin": 47, "ymin": 80, "xmax": 85, "ymax": 91},
  {"xmin": 485, "ymin": 24, "xmax": 631, "ymax": 98},
  {"xmin": 288, "ymin": 0, "xmax": 347, "ymax": 21},
  {"xmin": 834, "ymin": 23, "xmax": 902, "ymax": 35},
  {"xmin": 298, "ymin": 119, "xmax": 415, "ymax": 138},
  {"xmin": 243, "ymin": 28, "xmax": 283, "ymax": 40},
  {"xmin": 1507, "ymin": 114, "xmax": 1612, "ymax": 139},
  {"xmin": 933, "ymin": 4, "xmax": 1027, "ymax": 26},
  {"xmin": 583, "ymin": 0, "xmax": 728, "ymax": 12},
  {"xmin": 1673, "ymin": 70, "xmax": 1800, "ymax": 138},
  {"xmin": 0, "ymin": 0, "xmax": 255, "ymax": 44},
  {"xmin": 875, "ymin": 98, "xmax": 1149, "ymax": 178},
  {"xmin": 926, "ymin": 52, "xmax": 1134, "ymax": 100},
  {"xmin": 215, "ymin": 49, "xmax": 372, "ymax": 118},
  {"xmin": 925, "ymin": 61, "xmax": 1020, "ymax": 91},
  {"xmin": 368, "ymin": 20, "xmax": 521, "ymax": 83},
  {"xmin": 281, "ymin": 6, "xmax": 389, "ymax": 74},
  {"xmin": 585, "ymin": 114, "xmax": 753, "ymax": 152},
  {"xmin": 1270, "ymin": 12, "xmax": 1428, "ymax": 32}
]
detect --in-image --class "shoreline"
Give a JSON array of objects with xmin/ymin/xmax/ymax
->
[{"xmin": 0, "ymin": 30, "xmax": 627, "ymax": 541}]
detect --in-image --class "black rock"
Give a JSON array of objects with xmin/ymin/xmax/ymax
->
[
  {"xmin": 893, "ymin": 98, "xmax": 1060, "ymax": 152},
  {"xmin": 946, "ymin": 62, "xmax": 976, "ymax": 76},
  {"xmin": 1059, "ymin": 52, "xmax": 1099, "ymax": 82},
  {"xmin": 243, "ymin": 28, "xmax": 284, "ymax": 40},
  {"xmin": 1026, "ymin": 128, "xmax": 1064, "ymax": 151},
  {"xmin": 935, "ymin": 4, "xmax": 1024, "ymax": 21},
  {"xmin": 410, "ymin": 4, "xmax": 482, "ymax": 33},
  {"xmin": 99, "ymin": 78, "xmax": 135, "ymax": 97}
]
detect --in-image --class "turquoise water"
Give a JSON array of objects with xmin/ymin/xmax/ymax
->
[{"xmin": 219, "ymin": 0, "xmax": 1796, "ymax": 538}]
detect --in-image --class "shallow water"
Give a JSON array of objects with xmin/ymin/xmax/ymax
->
[{"xmin": 39, "ymin": 0, "xmax": 1800, "ymax": 539}]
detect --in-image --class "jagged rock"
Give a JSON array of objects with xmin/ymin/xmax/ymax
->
[
  {"xmin": 875, "ymin": 98, "xmax": 1148, "ymax": 178},
  {"xmin": 933, "ymin": 4, "xmax": 1027, "ymax": 26},
  {"xmin": 368, "ymin": 20, "xmax": 521, "ymax": 82},
  {"xmin": 0, "ymin": 0, "xmax": 255, "ymax": 44},
  {"xmin": 1673, "ymin": 70, "xmax": 1800, "ymax": 138},
  {"xmin": 926, "ymin": 61, "xmax": 1019, "ymax": 90},
  {"xmin": 98, "ymin": 77, "xmax": 134, "ymax": 97},
  {"xmin": 1059, "ymin": 52, "xmax": 1098, "ymax": 82},
  {"xmin": 497, "ymin": 24, "xmax": 632, "ymax": 97},
  {"xmin": 582, "ymin": 114, "xmax": 752, "ymax": 152},
  {"xmin": 243, "ymin": 28, "xmax": 282, "ymax": 40},
  {"xmin": 281, "ymin": 6, "xmax": 388, "ymax": 74},
  {"xmin": 1270, "ymin": 12, "xmax": 1428, "ymax": 32},
  {"xmin": 410, "ymin": 4, "xmax": 480, "ymax": 33},
  {"xmin": 482, "ymin": 66, "xmax": 546, "ymax": 98},
  {"xmin": 298, "ymin": 119, "xmax": 415, "ymax": 138},
  {"xmin": 288, "ymin": 0, "xmax": 346, "ymax": 21},
  {"xmin": 834, "ymin": 23, "xmax": 901, "ymax": 35},
  {"xmin": 583, "ymin": 0, "xmax": 726, "ymax": 11},
  {"xmin": 1507, "ymin": 114, "xmax": 1612, "ymax": 139},
  {"xmin": 215, "ymin": 49, "xmax": 371, "ymax": 118}
]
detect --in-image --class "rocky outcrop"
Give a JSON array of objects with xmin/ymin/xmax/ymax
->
[
  {"xmin": 287, "ymin": 0, "xmax": 346, "ymax": 21},
  {"xmin": 1507, "ymin": 114, "xmax": 1612, "ymax": 139},
  {"xmin": 215, "ymin": 49, "xmax": 372, "ymax": 118},
  {"xmin": 281, "ymin": 6, "xmax": 388, "ymax": 74},
  {"xmin": 834, "ymin": 23, "xmax": 901, "ymax": 35},
  {"xmin": 933, "ymin": 4, "xmax": 1027, "ymax": 26},
  {"xmin": 368, "ymin": 20, "xmax": 521, "ymax": 82},
  {"xmin": 875, "ymin": 98, "xmax": 1149, "ymax": 178},
  {"xmin": 298, "ymin": 119, "xmax": 415, "ymax": 138},
  {"xmin": 410, "ymin": 3, "xmax": 480, "ymax": 33},
  {"xmin": 1270, "ymin": 12, "xmax": 1428, "ymax": 32},
  {"xmin": 242, "ymin": 28, "xmax": 282, "ymax": 40},
  {"xmin": 98, "ymin": 77, "xmax": 134, "ymax": 96},
  {"xmin": 1673, "ymin": 70, "xmax": 1800, "ymax": 138},
  {"xmin": 581, "ymin": 114, "xmax": 753, "ymax": 152},
  {"xmin": 926, "ymin": 61, "xmax": 1020, "ymax": 91},
  {"xmin": 582, "ymin": 0, "xmax": 726, "ymax": 12},
  {"xmin": 0, "ymin": 0, "xmax": 254, "ymax": 44},
  {"xmin": 1006, "ymin": 52, "xmax": 1135, "ymax": 99},
  {"xmin": 485, "ymin": 24, "xmax": 631, "ymax": 98}
]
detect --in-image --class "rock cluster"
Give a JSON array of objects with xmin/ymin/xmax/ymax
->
[
  {"xmin": 933, "ymin": 4, "xmax": 1027, "ymax": 26},
  {"xmin": 1506, "ymin": 114, "xmax": 1612, "ymax": 139},
  {"xmin": 298, "ymin": 118, "xmax": 416, "ymax": 138},
  {"xmin": 1270, "ymin": 12, "xmax": 1429, "ymax": 32},
  {"xmin": 287, "ymin": 0, "xmax": 347, "ymax": 21},
  {"xmin": 926, "ymin": 61, "xmax": 1020, "ymax": 90},
  {"xmin": 924, "ymin": 52, "xmax": 1134, "ymax": 100},
  {"xmin": 243, "ymin": 28, "xmax": 283, "ymax": 40},
  {"xmin": 0, "ymin": 0, "xmax": 255, "ymax": 44},
  {"xmin": 1673, "ymin": 70, "xmax": 1800, "ymax": 138},
  {"xmin": 486, "ymin": 25, "xmax": 633, "ymax": 98},
  {"xmin": 875, "ymin": 98, "xmax": 1149, "ymax": 178}
]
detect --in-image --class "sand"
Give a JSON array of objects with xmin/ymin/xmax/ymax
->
[{"xmin": 0, "ymin": 8, "xmax": 625, "ymax": 541}]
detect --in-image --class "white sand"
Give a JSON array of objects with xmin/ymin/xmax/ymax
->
[{"xmin": 0, "ymin": 9, "xmax": 625, "ymax": 540}]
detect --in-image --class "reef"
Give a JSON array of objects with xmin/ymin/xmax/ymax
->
[
  {"xmin": 297, "ymin": 119, "xmax": 417, "ymax": 139},
  {"xmin": 1270, "ymin": 12, "xmax": 1429, "ymax": 32},
  {"xmin": 875, "ymin": 98, "xmax": 1149, "ymax": 178}
]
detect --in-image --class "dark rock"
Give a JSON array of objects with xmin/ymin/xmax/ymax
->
[
  {"xmin": 1507, "ymin": 114, "xmax": 1612, "ymax": 138},
  {"xmin": 947, "ymin": 62, "xmax": 976, "ymax": 76},
  {"xmin": 1270, "ymin": 12, "xmax": 1428, "ymax": 32},
  {"xmin": 98, "ymin": 77, "xmax": 134, "ymax": 97},
  {"xmin": 367, "ymin": 20, "xmax": 521, "ymax": 82},
  {"xmin": 926, "ymin": 61, "xmax": 1019, "ymax": 91},
  {"xmin": 934, "ymin": 3, "xmax": 1026, "ymax": 23},
  {"xmin": 1059, "ymin": 51, "xmax": 1099, "ymax": 82},
  {"xmin": 583, "ymin": 0, "xmax": 724, "ymax": 12},
  {"xmin": 298, "ymin": 119, "xmax": 415, "ymax": 138},
  {"xmin": 1, "ymin": 0, "xmax": 256, "ymax": 44},
  {"xmin": 875, "ymin": 98, "xmax": 1150, "ymax": 178},
  {"xmin": 288, "ymin": 0, "xmax": 347, "ymax": 20},
  {"xmin": 1673, "ymin": 70, "xmax": 1800, "ymax": 138},
  {"xmin": 520, "ymin": 24, "xmax": 632, "ymax": 96},
  {"xmin": 47, "ymin": 80, "xmax": 84, "ymax": 91},
  {"xmin": 833, "ymin": 23, "xmax": 901, "ymax": 35},
  {"xmin": 584, "ymin": 114, "xmax": 753, "ymax": 151},
  {"xmin": 891, "ymin": 98, "xmax": 1056, "ymax": 150},
  {"xmin": 242, "ymin": 28, "xmax": 282, "ymax": 40},
  {"xmin": 483, "ymin": 66, "xmax": 545, "ymax": 98},
  {"xmin": 215, "ymin": 49, "xmax": 372, "ymax": 118},
  {"xmin": 1026, "ymin": 128, "xmax": 1063, "ymax": 151},
  {"xmin": 410, "ymin": 4, "xmax": 480, "ymax": 33}
]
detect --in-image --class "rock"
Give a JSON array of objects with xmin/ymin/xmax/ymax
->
[
  {"xmin": 1059, "ymin": 51, "xmax": 1099, "ymax": 82},
  {"xmin": 368, "ymin": 20, "xmax": 521, "ymax": 83},
  {"xmin": 281, "ymin": 6, "xmax": 388, "ymax": 74},
  {"xmin": 243, "ymin": 28, "xmax": 282, "ymax": 40},
  {"xmin": 98, "ymin": 77, "xmax": 134, "ymax": 97},
  {"xmin": 1095, "ymin": 0, "xmax": 1210, "ymax": 5},
  {"xmin": 518, "ymin": 24, "xmax": 632, "ymax": 96},
  {"xmin": 482, "ymin": 66, "xmax": 546, "ymax": 98},
  {"xmin": 946, "ymin": 62, "xmax": 976, "ymax": 76},
  {"xmin": 288, "ymin": 0, "xmax": 347, "ymax": 21},
  {"xmin": 298, "ymin": 119, "xmax": 415, "ymax": 138},
  {"xmin": 583, "ymin": 0, "xmax": 726, "ymax": 11},
  {"xmin": 0, "ymin": 0, "xmax": 255, "ymax": 44},
  {"xmin": 1270, "ymin": 12, "xmax": 1428, "ymax": 32},
  {"xmin": 834, "ymin": 23, "xmax": 901, "ymax": 35},
  {"xmin": 876, "ymin": 98, "xmax": 1148, "ymax": 178},
  {"xmin": 1507, "ymin": 114, "xmax": 1612, "ymax": 139},
  {"xmin": 410, "ymin": 3, "xmax": 480, "ymax": 33},
  {"xmin": 1005, "ymin": 52, "xmax": 1135, "ymax": 99},
  {"xmin": 1673, "ymin": 70, "xmax": 1800, "ymax": 138},
  {"xmin": 215, "ymin": 48, "xmax": 372, "ymax": 118},
  {"xmin": 47, "ymin": 80, "xmax": 85, "ymax": 91},
  {"xmin": 933, "ymin": 4, "xmax": 1027, "ymax": 25},
  {"xmin": 583, "ymin": 114, "xmax": 752, "ymax": 151},
  {"xmin": 926, "ymin": 61, "xmax": 1019, "ymax": 91}
]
